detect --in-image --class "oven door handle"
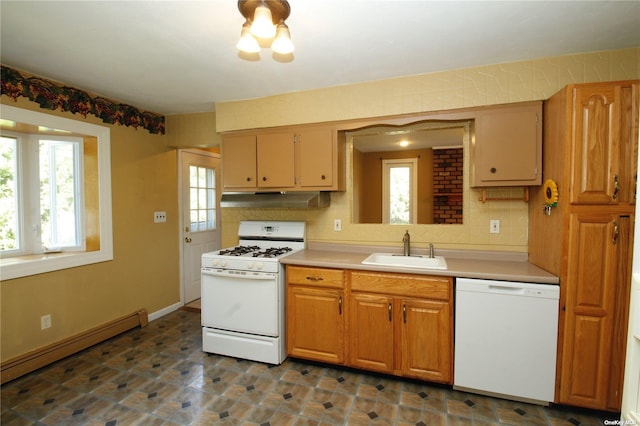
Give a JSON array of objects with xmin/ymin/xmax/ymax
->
[{"xmin": 201, "ymin": 269, "xmax": 276, "ymax": 280}]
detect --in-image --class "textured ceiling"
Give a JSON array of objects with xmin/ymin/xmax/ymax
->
[{"xmin": 1, "ymin": 1, "xmax": 639, "ymax": 115}]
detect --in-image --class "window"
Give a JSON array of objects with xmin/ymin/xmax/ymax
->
[
  {"xmin": 0, "ymin": 105, "xmax": 112, "ymax": 280},
  {"xmin": 0, "ymin": 135, "xmax": 19, "ymax": 251},
  {"xmin": 189, "ymin": 165, "xmax": 216, "ymax": 232},
  {"xmin": 382, "ymin": 158, "xmax": 418, "ymax": 224},
  {"xmin": 39, "ymin": 137, "xmax": 84, "ymax": 250},
  {"xmin": 1, "ymin": 134, "xmax": 85, "ymax": 254}
]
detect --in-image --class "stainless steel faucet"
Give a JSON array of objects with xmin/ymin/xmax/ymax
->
[
  {"xmin": 429, "ymin": 243, "xmax": 435, "ymax": 258},
  {"xmin": 403, "ymin": 230, "xmax": 410, "ymax": 256}
]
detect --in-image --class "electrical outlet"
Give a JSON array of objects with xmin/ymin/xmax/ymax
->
[
  {"xmin": 490, "ymin": 219, "xmax": 501, "ymax": 234},
  {"xmin": 154, "ymin": 211, "xmax": 167, "ymax": 223},
  {"xmin": 41, "ymin": 314, "xmax": 52, "ymax": 330},
  {"xmin": 334, "ymin": 219, "xmax": 342, "ymax": 231}
]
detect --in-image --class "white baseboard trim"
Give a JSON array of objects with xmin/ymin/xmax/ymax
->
[{"xmin": 148, "ymin": 302, "xmax": 183, "ymax": 322}]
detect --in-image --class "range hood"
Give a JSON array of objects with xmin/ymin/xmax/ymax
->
[{"xmin": 220, "ymin": 192, "xmax": 330, "ymax": 208}]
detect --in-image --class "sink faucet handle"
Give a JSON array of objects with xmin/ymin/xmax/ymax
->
[
  {"xmin": 429, "ymin": 243, "xmax": 435, "ymax": 258},
  {"xmin": 403, "ymin": 230, "xmax": 410, "ymax": 256}
]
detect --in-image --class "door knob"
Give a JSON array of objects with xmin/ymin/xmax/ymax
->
[{"xmin": 185, "ymin": 237, "xmax": 192, "ymax": 243}]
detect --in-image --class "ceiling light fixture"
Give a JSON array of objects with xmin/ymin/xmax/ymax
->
[{"xmin": 237, "ymin": 0, "xmax": 294, "ymax": 55}]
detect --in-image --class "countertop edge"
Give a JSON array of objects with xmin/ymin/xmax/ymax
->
[{"xmin": 281, "ymin": 247, "xmax": 559, "ymax": 285}]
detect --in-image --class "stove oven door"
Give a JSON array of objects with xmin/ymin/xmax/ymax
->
[{"xmin": 201, "ymin": 268, "xmax": 279, "ymax": 336}]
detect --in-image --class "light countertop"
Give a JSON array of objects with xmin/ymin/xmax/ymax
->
[{"xmin": 281, "ymin": 242, "xmax": 558, "ymax": 285}]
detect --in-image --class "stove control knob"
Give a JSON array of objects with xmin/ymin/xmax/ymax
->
[
  {"xmin": 212, "ymin": 259, "xmax": 219, "ymax": 267},
  {"xmin": 220, "ymin": 260, "xmax": 227, "ymax": 268},
  {"xmin": 255, "ymin": 262, "xmax": 264, "ymax": 270},
  {"xmin": 247, "ymin": 262, "xmax": 254, "ymax": 269}
]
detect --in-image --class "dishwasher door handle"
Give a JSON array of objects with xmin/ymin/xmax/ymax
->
[{"xmin": 488, "ymin": 285, "xmax": 525, "ymax": 294}]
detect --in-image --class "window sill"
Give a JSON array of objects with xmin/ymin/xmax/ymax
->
[{"xmin": 1, "ymin": 250, "xmax": 113, "ymax": 280}]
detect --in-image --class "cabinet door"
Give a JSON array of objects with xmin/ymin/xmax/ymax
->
[
  {"xmin": 559, "ymin": 212, "xmax": 627, "ymax": 409},
  {"xmin": 286, "ymin": 286, "xmax": 344, "ymax": 364},
  {"xmin": 400, "ymin": 298, "xmax": 452, "ymax": 383},
  {"xmin": 617, "ymin": 83, "xmax": 639, "ymax": 206},
  {"xmin": 221, "ymin": 134, "xmax": 257, "ymax": 189},
  {"xmin": 348, "ymin": 293, "xmax": 394, "ymax": 373},
  {"xmin": 298, "ymin": 127, "xmax": 333, "ymax": 188},
  {"xmin": 257, "ymin": 132, "xmax": 295, "ymax": 188},
  {"xmin": 570, "ymin": 83, "xmax": 639, "ymax": 205},
  {"xmin": 472, "ymin": 102, "xmax": 542, "ymax": 187}
]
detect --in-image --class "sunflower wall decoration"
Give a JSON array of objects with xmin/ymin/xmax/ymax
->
[{"xmin": 542, "ymin": 179, "xmax": 559, "ymax": 215}]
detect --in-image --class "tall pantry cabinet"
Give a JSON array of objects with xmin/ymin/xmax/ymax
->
[{"xmin": 529, "ymin": 80, "xmax": 639, "ymax": 411}]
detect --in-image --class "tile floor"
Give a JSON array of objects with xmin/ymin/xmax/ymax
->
[{"xmin": 1, "ymin": 310, "xmax": 617, "ymax": 425}]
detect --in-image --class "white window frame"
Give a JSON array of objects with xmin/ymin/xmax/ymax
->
[
  {"xmin": 0, "ymin": 105, "xmax": 113, "ymax": 280},
  {"xmin": 382, "ymin": 158, "xmax": 418, "ymax": 224}
]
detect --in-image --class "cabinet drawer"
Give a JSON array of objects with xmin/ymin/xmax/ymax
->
[
  {"xmin": 349, "ymin": 271, "xmax": 451, "ymax": 300},
  {"xmin": 287, "ymin": 266, "xmax": 344, "ymax": 288}
]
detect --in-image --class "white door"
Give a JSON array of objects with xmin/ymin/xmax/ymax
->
[{"xmin": 180, "ymin": 150, "xmax": 221, "ymax": 304}]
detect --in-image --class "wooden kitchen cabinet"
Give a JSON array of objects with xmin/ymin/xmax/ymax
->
[
  {"xmin": 349, "ymin": 292, "xmax": 394, "ymax": 373},
  {"xmin": 529, "ymin": 80, "xmax": 638, "ymax": 411},
  {"xmin": 221, "ymin": 132, "xmax": 295, "ymax": 190},
  {"xmin": 221, "ymin": 134, "xmax": 257, "ymax": 189},
  {"xmin": 348, "ymin": 271, "xmax": 453, "ymax": 384},
  {"xmin": 285, "ymin": 266, "xmax": 345, "ymax": 364},
  {"xmin": 256, "ymin": 132, "xmax": 295, "ymax": 188},
  {"xmin": 297, "ymin": 127, "xmax": 336, "ymax": 189},
  {"xmin": 570, "ymin": 83, "xmax": 638, "ymax": 205},
  {"xmin": 471, "ymin": 101, "xmax": 542, "ymax": 187},
  {"xmin": 221, "ymin": 124, "xmax": 345, "ymax": 192},
  {"xmin": 558, "ymin": 212, "xmax": 633, "ymax": 409}
]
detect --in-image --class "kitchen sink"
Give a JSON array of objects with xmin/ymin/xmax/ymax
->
[{"xmin": 361, "ymin": 253, "xmax": 448, "ymax": 270}]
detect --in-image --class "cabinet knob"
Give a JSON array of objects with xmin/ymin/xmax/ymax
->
[
  {"xmin": 321, "ymin": 174, "xmax": 326, "ymax": 180},
  {"xmin": 262, "ymin": 176, "xmax": 267, "ymax": 182},
  {"xmin": 246, "ymin": 177, "xmax": 252, "ymax": 182},
  {"xmin": 490, "ymin": 167, "xmax": 497, "ymax": 174}
]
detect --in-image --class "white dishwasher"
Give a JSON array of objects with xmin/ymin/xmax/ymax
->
[{"xmin": 454, "ymin": 278, "xmax": 559, "ymax": 404}]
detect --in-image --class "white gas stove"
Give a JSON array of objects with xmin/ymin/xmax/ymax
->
[{"xmin": 201, "ymin": 221, "xmax": 305, "ymax": 364}]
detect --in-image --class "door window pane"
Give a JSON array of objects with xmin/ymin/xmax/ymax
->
[{"xmin": 189, "ymin": 165, "xmax": 216, "ymax": 232}]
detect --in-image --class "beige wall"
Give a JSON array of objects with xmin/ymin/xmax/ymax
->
[
  {"xmin": 217, "ymin": 48, "xmax": 640, "ymax": 252},
  {"xmin": 1, "ymin": 97, "xmax": 180, "ymax": 362},
  {"xmin": 2, "ymin": 47, "xmax": 638, "ymax": 363},
  {"xmin": 165, "ymin": 111, "xmax": 221, "ymax": 149}
]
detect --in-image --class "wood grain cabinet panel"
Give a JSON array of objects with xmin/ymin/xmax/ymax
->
[
  {"xmin": 529, "ymin": 80, "xmax": 638, "ymax": 411},
  {"xmin": 570, "ymin": 84, "xmax": 638, "ymax": 205},
  {"xmin": 347, "ymin": 271, "xmax": 453, "ymax": 384},
  {"xmin": 348, "ymin": 293, "xmax": 394, "ymax": 373},
  {"xmin": 400, "ymin": 298, "xmax": 452, "ymax": 383},
  {"xmin": 286, "ymin": 266, "xmax": 345, "ymax": 364}
]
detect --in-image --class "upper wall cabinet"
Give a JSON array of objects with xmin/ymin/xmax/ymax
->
[
  {"xmin": 222, "ymin": 125, "xmax": 345, "ymax": 192},
  {"xmin": 570, "ymin": 82, "xmax": 638, "ymax": 205},
  {"xmin": 471, "ymin": 101, "xmax": 542, "ymax": 187}
]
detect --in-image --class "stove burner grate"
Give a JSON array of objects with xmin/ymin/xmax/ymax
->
[
  {"xmin": 218, "ymin": 245, "xmax": 261, "ymax": 256},
  {"xmin": 252, "ymin": 247, "xmax": 293, "ymax": 258}
]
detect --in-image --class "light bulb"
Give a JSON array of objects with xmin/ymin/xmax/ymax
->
[
  {"xmin": 271, "ymin": 23, "xmax": 294, "ymax": 54},
  {"xmin": 250, "ymin": 4, "xmax": 276, "ymax": 39},
  {"xmin": 237, "ymin": 21, "xmax": 260, "ymax": 53}
]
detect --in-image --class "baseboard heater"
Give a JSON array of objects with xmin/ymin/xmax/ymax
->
[{"xmin": 1, "ymin": 308, "xmax": 148, "ymax": 384}]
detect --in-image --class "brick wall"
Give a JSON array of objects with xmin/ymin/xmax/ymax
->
[{"xmin": 432, "ymin": 148, "xmax": 463, "ymax": 224}]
